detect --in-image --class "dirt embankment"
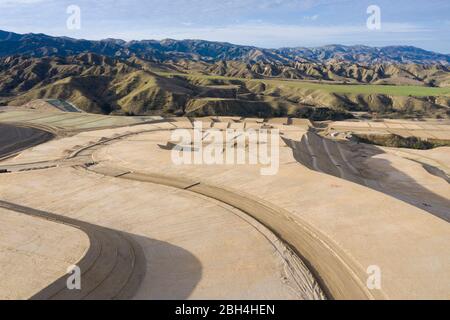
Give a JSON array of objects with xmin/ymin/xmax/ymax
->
[{"xmin": 0, "ymin": 124, "xmax": 54, "ymax": 159}]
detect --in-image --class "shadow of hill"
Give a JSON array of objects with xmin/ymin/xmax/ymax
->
[
  {"xmin": 283, "ymin": 132, "xmax": 450, "ymax": 222},
  {"xmin": 0, "ymin": 200, "xmax": 202, "ymax": 300},
  {"xmin": 131, "ymin": 235, "xmax": 202, "ymax": 300}
]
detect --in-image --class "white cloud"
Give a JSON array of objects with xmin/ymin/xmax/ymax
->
[
  {"xmin": 0, "ymin": 0, "xmax": 447, "ymax": 52},
  {"xmin": 0, "ymin": 0, "xmax": 52, "ymax": 10},
  {"xmin": 107, "ymin": 22, "xmax": 430, "ymax": 48},
  {"xmin": 303, "ymin": 15, "xmax": 319, "ymax": 21},
  {"xmin": 0, "ymin": 0, "xmax": 47, "ymax": 6}
]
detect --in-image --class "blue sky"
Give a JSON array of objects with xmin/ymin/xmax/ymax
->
[{"xmin": 1, "ymin": 0, "xmax": 449, "ymax": 52}]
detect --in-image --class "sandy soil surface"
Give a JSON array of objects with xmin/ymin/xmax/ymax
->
[
  {"xmin": 88, "ymin": 122, "xmax": 450, "ymax": 299},
  {"xmin": 0, "ymin": 166, "xmax": 323, "ymax": 300},
  {"xmin": 284, "ymin": 131, "xmax": 450, "ymax": 221},
  {"xmin": 0, "ymin": 116, "xmax": 449, "ymax": 300},
  {"xmin": 0, "ymin": 207, "xmax": 89, "ymax": 299},
  {"xmin": 1, "ymin": 100, "xmax": 74, "ymax": 113}
]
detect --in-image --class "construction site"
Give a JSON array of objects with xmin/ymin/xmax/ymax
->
[{"xmin": 0, "ymin": 103, "xmax": 449, "ymax": 300}]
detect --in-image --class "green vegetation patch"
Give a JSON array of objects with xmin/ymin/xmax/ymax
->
[
  {"xmin": 268, "ymin": 80, "xmax": 450, "ymax": 97},
  {"xmin": 292, "ymin": 107, "xmax": 354, "ymax": 121},
  {"xmin": 157, "ymin": 72, "xmax": 450, "ymax": 97},
  {"xmin": 353, "ymin": 134, "xmax": 450, "ymax": 150}
]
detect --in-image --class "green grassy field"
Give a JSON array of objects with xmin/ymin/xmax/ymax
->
[
  {"xmin": 269, "ymin": 79, "xmax": 450, "ymax": 97},
  {"xmin": 157, "ymin": 72, "xmax": 450, "ymax": 97}
]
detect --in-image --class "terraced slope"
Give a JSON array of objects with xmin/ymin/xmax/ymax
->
[
  {"xmin": 0, "ymin": 110, "xmax": 163, "ymax": 132},
  {"xmin": 0, "ymin": 123, "xmax": 54, "ymax": 159},
  {"xmin": 283, "ymin": 131, "xmax": 450, "ymax": 221}
]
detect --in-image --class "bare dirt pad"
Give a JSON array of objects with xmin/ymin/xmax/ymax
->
[
  {"xmin": 0, "ymin": 166, "xmax": 323, "ymax": 300},
  {"xmin": 1, "ymin": 118, "xmax": 449, "ymax": 300},
  {"xmin": 0, "ymin": 124, "xmax": 54, "ymax": 159},
  {"xmin": 0, "ymin": 207, "xmax": 89, "ymax": 299}
]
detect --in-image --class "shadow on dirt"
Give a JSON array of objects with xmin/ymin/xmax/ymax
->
[{"xmin": 283, "ymin": 132, "xmax": 450, "ymax": 222}]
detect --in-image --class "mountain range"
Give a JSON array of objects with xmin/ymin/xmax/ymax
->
[
  {"xmin": 0, "ymin": 30, "xmax": 449, "ymax": 119},
  {"xmin": 1, "ymin": 53, "xmax": 448, "ymax": 119},
  {"xmin": 1, "ymin": 30, "xmax": 449, "ymax": 65}
]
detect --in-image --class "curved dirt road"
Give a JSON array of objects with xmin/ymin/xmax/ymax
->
[
  {"xmin": 88, "ymin": 167, "xmax": 382, "ymax": 300},
  {"xmin": 2, "ymin": 118, "xmax": 449, "ymax": 300},
  {"xmin": 0, "ymin": 122, "xmax": 324, "ymax": 299},
  {"xmin": 67, "ymin": 127, "xmax": 378, "ymax": 299},
  {"xmin": 87, "ymin": 124, "xmax": 450, "ymax": 299},
  {"xmin": 0, "ymin": 200, "xmax": 146, "ymax": 300}
]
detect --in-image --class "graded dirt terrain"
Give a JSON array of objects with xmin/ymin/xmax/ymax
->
[
  {"xmin": 284, "ymin": 131, "xmax": 450, "ymax": 221},
  {"xmin": 0, "ymin": 115, "xmax": 449, "ymax": 300},
  {"xmin": 0, "ymin": 167, "xmax": 324, "ymax": 300},
  {"xmin": 0, "ymin": 123, "xmax": 54, "ymax": 159},
  {"xmin": 0, "ymin": 206, "xmax": 89, "ymax": 299},
  {"xmin": 0, "ymin": 118, "xmax": 325, "ymax": 300}
]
